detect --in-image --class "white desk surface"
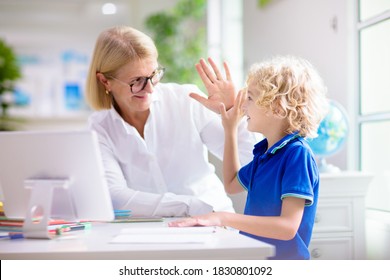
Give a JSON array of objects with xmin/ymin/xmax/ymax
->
[{"xmin": 0, "ymin": 219, "xmax": 275, "ymax": 260}]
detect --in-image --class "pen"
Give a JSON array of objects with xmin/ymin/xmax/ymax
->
[
  {"xmin": 61, "ymin": 222, "xmax": 92, "ymax": 232},
  {"xmin": 114, "ymin": 209, "xmax": 132, "ymax": 213},
  {"xmin": 0, "ymin": 232, "xmax": 24, "ymax": 240}
]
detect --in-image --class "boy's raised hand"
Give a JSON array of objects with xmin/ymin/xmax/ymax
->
[
  {"xmin": 219, "ymin": 89, "xmax": 246, "ymax": 131},
  {"xmin": 189, "ymin": 57, "xmax": 236, "ymax": 114}
]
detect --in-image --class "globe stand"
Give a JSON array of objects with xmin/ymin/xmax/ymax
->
[{"xmin": 318, "ymin": 157, "xmax": 340, "ymax": 173}]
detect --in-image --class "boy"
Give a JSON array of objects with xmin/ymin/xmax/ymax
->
[{"xmin": 169, "ymin": 56, "xmax": 329, "ymax": 259}]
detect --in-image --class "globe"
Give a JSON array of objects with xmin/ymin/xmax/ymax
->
[{"xmin": 308, "ymin": 100, "xmax": 349, "ymax": 172}]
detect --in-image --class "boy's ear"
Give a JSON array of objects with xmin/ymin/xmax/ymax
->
[{"xmin": 271, "ymin": 105, "xmax": 286, "ymax": 118}]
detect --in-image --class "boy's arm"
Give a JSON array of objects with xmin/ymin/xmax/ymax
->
[
  {"xmin": 169, "ymin": 197, "xmax": 305, "ymax": 241},
  {"xmin": 220, "ymin": 91, "xmax": 247, "ymax": 194},
  {"xmin": 222, "ymin": 197, "xmax": 305, "ymax": 240}
]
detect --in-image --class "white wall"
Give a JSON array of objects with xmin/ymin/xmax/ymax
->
[
  {"xmin": 242, "ymin": 0, "xmax": 354, "ymax": 170},
  {"xmin": 0, "ymin": 0, "xmax": 178, "ymax": 55},
  {"xmin": 0, "ymin": 0, "xmax": 179, "ymax": 119}
]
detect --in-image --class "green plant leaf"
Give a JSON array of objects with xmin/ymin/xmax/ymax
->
[
  {"xmin": 0, "ymin": 38, "xmax": 22, "ymax": 117},
  {"xmin": 144, "ymin": 0, "xmax": 207, "ymax": 89},
  {"xmin": 258, "ymin": 0, "xmax": 272, "ymax": 8},
  {"xmin": 0, "ymin": 39, "xmax": 21, "ymax": 87}
]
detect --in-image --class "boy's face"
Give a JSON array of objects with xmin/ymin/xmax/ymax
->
[
  {"xmin": 243, "ymin": 84, "xmax": 274, "ymax": 134},
  {"xmin": 244, "ymin": 82, "xmax": 288, "ymax": 137}
]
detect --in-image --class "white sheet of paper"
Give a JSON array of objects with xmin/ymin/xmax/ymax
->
[
  {"xmin": 110, "ymin": 226, "xmax": 216, "ymax": 244},
  {"xmin": 120, "ymin": 226, "xmax": 216, "ymax": 235},
  {"xmin": 110, "ymin": 234, "xmax": 212, "ymax": 244}
]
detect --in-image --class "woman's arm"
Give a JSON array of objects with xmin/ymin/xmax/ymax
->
[
  {"xmin": 92, "ymin": 124, "xmax": 214, "ymax": 217},
  {"xmin": 110, "ymin": 186, "xmax": 214, "ymax": 217},
  {"xmin": 191, "ymin": 58, "xmax": 257, "ymax": 167}
]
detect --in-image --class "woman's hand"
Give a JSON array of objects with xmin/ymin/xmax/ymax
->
[{"xmin": 190, "ymin": 57, "xmax": 236, "ymax": 113}]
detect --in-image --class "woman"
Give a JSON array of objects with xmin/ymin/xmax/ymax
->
[{"xmin": 86, "ymin": 26, "xmax": 256, "ymax": 217}]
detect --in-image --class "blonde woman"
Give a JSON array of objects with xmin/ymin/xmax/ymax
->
[
  {"xmin": 170, "ymin": 56, "xmax": 329, "ymax": 259},
  {"xmin": 86, "ymin": 26, "xmax": 256, "ymax": 217}
]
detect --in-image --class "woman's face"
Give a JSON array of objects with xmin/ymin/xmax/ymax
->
[{"xmin": 109, "ymin": 58, "xmax": 160, "ymax": 114}]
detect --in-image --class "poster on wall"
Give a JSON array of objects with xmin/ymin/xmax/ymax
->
[{"xmin": 10, "ymin": 49, "xmax": 90, "ymax": 118}]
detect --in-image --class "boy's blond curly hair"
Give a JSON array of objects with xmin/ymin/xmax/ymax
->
[{"xmin": 246, "ymin": 56, "xmax": 329, "ymax": 138}]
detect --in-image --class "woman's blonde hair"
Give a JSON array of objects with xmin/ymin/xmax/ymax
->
[
  {"xmin": 246, "ymin": 55, "xmax": 328, "ymax": 138},
  {"xmin": 86, "ymin": 26, "xmax": 158, "ymax": 110}
]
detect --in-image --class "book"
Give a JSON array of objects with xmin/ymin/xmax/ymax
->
[{"xmin": 0, "ymin": 215, "xmax": 89, "ymax": 233}]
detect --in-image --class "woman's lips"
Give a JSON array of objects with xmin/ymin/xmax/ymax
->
[{"xmin": 132, "ymin": 93, "xmax": 148, "ymax": 99}]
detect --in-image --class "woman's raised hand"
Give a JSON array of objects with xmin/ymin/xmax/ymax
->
[{"xmin": 189, "ymin": 57, "xmax": 236, "ymax": 114}]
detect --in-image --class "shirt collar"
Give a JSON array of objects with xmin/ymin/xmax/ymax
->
[
  {"xmin": 269, "ymin": 132, "xmax": 301, "ymax": 154},
  {"xmin": 254, "ymin": 132, "xmax": 301, "ymax": 157},
  {"xmin": 109, "ymin": 107, "xmax": 132, "ymax": 134}
]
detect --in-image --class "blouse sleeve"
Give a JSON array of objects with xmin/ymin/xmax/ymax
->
[{"xmin": 89, "ymin": 116, "xmax": 213, "ymax": 217}]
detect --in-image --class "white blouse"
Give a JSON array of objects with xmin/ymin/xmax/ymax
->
[{"xmin": 88, "ymin": 82, "xmax": 257, "ymax": 217}]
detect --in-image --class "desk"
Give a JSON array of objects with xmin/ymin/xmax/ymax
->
[{"xmin": 0, "ymin": 220, "xmax": 275, "ymax": 260}]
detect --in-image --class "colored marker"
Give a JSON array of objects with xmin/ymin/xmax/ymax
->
[
  {"xmin": 0, "ymin": 232, "xmax": 24, "ymax": 239},
  {"xmin": 61, "ymin": 222, "xmax": 92, "ymax": 232}
]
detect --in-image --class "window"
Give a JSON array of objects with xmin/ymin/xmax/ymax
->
[
  {"xmin": 207, "ymin": 0, "xmax": 244, "ymax": 87},
  {"xmin": 358, "ymin": 0, "xmax": 390, "ymax": 211}
]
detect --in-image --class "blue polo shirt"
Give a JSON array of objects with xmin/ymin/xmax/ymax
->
[{"xmin": 237, "ymin": 133, "xmax": 319, "ymax": 260}]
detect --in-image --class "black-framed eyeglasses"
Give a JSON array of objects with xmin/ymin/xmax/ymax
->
[{"xmin": 108, "ymin": 67, "xmax": 165, "ymax": 95}]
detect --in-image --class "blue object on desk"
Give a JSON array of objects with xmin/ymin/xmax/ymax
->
[
  {"xmin": 114, "ymin": 209, "xmax": 132, "ymax": 214},
  {"xmin": 114, "ymin": 209, "xmax": 132, "ymax": 219},
  {"xmin": 0, "ymin": 232, "xmax": 24, "ymax": 240}
]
